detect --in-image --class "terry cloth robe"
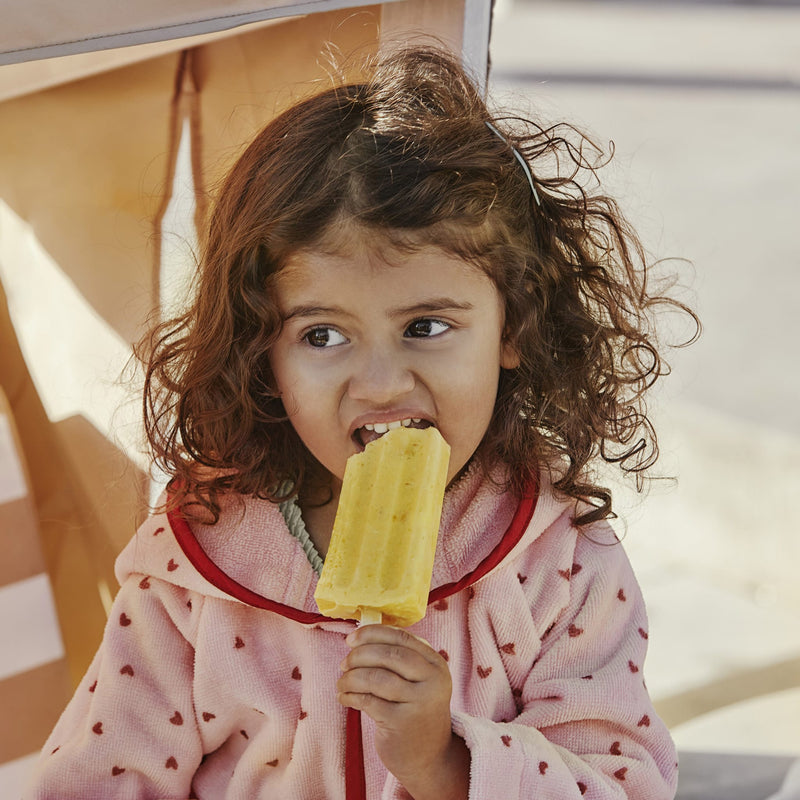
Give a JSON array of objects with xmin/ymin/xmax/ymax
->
[{"xmin": 23, "ymin": 466, "xmax": 678, "ymax": 800}]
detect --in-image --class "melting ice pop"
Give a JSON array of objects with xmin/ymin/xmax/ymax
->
[{"xmin": 314, "ymin": 426, "xmax": 450, "ymax": 627}]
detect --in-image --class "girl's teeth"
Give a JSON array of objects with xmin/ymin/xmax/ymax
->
[{"xmin": 363, "ymin": 418, "xmax": 417, "ymax": 433}]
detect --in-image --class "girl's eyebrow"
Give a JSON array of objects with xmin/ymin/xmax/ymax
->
[
  {"xmin": 282, "ymin": 298, "xmax": 474, "ymax": 321},
  {"xmin": 389, "ymin": 298, "xmax": 474, "ymax": 317},
  {"xmin": 282, "ymin": 304, "xmax": 345, "ymax": 321}
]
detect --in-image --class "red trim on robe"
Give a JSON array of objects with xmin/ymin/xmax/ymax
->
[
  {"xmin": 346, "ymin": 708, "xmax": 367, "ymax": 800},
  {"xmin": 167, "ymin": 487, "xmax": 537, "ymax": 620}
]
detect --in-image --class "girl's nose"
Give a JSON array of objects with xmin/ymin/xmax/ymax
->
[{"xmin": 347, "ymin": 346, "xmax": 415, "ymax": 404}]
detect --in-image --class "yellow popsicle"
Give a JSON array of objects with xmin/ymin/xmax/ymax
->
[{"xmin": 314, "ymin": 426, "xmax": 450, "ymax": 627}]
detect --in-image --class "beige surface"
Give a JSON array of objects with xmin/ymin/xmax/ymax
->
[
  {"xmin": 0, "ymin": 0, "xmax": 403, "ymax": 63},
  {"xmin": 0, "ymin": 282, "xmax": 111, "ymax": 686},
  {"xmin": 0, "ymin": 388, "xmax": 72, "ymax": 765}
]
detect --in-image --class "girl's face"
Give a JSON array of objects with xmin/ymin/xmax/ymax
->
[{"xmin": 268, "ymin": 236, "xmax": 519, "ymax": 494}]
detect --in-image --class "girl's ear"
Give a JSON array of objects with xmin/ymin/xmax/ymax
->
[{"xmin": 500, "ymin": 334, "xmax": 521, "ymax": 370}]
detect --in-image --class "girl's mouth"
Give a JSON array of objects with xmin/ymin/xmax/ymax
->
[{"xmin": 353, "ymin": 418, "xmax": 432, "ymax": 448}]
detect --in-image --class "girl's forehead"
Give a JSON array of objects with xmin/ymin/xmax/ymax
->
[
  {"xmin": 278, "ymin": 221, "xmax": 495, "ymax": 282},
  {"xmin": 273, "ymin": 240, "xmax": 501, "ymax": 309},
  {"xmin": 279, "ymin": 240, "xmax": 483, "ymax": 284}
]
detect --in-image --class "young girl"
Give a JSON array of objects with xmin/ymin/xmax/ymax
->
[{"xmin": 25, "ymin": 46, "xmax": 696, "ymax": 800}]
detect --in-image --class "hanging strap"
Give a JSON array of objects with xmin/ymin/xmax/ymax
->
[{"xmin": 345, "ymin": 707, "xmax": 367, "ymax": 800}]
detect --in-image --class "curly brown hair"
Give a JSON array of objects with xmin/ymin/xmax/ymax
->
[{"xmin": 139, "ymin": 45, "xmax": 698, "ymax": 526}]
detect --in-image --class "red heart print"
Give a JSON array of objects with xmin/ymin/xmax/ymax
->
[
  {"xmin": 628, "ymin": 661, "xmax": 639, "ymax": 673},
  {"xmin": 119, "ymin": 613, "xmax": 131, "ymax": 626},
  {"xmin": 614, "ymin": 767, "xmax": 628, "ymax": 781},
  {"xmin": 581, "ymin": 675, "xmax": 593, "ymax": 680},
  {"xmin": 89, "ymin": 680, "xmax": 97, "ymax": 693},
  {"xmin": 517, "ymin": 573, "xmax": 527, "ymax": 584},
  {"xmin": 120, "ymin": 664, "xmax": 134, "ymax": 677},
  {"xmin": 477, "ymin": 665, "xmax": 492, "ymax": 679},
  {"xmin": 500, "ymin": 643, "xmax": 516, "ymax": 655},
  {"xmin": 638, "ymin": 627, "xmax": 649, "ymax": 639},
  {"xmin": 291, "ymin": 666, "xmax": 302, "ymax": 680},
  {"xmin": 539, "ymin": 761, "xmax": 548, "ymax": 775},
  {"xmin": 167, "ymin": 559, "xmax": 178, "ymax": 572},
  {"xmin": 186, "ymin": 600, "xmax": 192, "ymax": 610},
  {"xmin": 202, "ymin": 712, "xmax": 216, "ymax": 722},
  {"xmin": 558, "ymin": 568, "xmax": 571, "ymax": 580},
  {"xmin": 170, "ymin": 711, "xmax": 183, "ymax": 725},
  {"xmin": 299, "ymin": 710, "xmax": 308, "ymax": 720},
  {"xmin": 153, "ymin": 527, "xmax": 164, "ymax": 536},
  {"xmin": 610, "ymin": 741, "xmax": 622, "ymax": 755},
  {"xmin": 92, "ymin": 722, "xmax": 103, "ymax": 735},
  {"xmin": 568, "ymin": 624, "xmax": 583, "ymax": 637},
  {"xmin": 267, "ymin": 759, "xmax": 279, "ymax": 767},
  {"xmin": 577, "ymin": 782, "xmax": 587, "ymax": 795},
  {"xmin": 438, "ymin": 649, "xmax": 449, "ymax": 661},
  {"xmin": 165, "ymin": 756, "xmax": 178, "ymax": 770},
  {"xmin": 112, "ymin": 766, "xmax": 125, "ymax": 776},
  {"xmin": 501, "ymin": 735, "xmax": 512, "ymax": 747},
  {"xmin": 638, "ymin": 714, "xmax": 651, "ymax": 727},
  {"xmin": 139, "ymin": 577, "xmax": 150, "ymax": 589},
  {"xmin": 617, "ymin": 589, "xmax": 627, "ymax": 601},
  {"xmin": 571, "ymin": 563, "xmax": 583, "ymax": 576},
  {"xmin": 234, "ymin": 636, "xmax": 245, "ymax": 649},
  {"xmin": 433, "ymin": 598, "xmax": 448, "ymax": 611}
]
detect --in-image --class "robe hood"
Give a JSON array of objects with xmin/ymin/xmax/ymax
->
[{"xmin": 115, "ymin": 465, "xmax": 570, "ymax": 627}]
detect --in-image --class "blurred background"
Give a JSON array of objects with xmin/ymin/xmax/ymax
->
[
  {"xmin": 488, "ymin": 0, "xmax": 800, "ymax": 752},
  {"xmin": 487, "ymin": 1, "xmax": 800, "ymax": 794},
  {"xmin": 1, "ymin": 0, "xmax": 798, "ymax": 797}
]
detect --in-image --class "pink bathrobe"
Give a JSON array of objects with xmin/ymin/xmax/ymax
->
[{"xmin": 24, "ymin": 467, "xmax": 678, "ymax": 799}]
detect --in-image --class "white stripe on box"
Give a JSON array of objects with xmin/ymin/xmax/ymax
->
[
  {"xmin": 0, "ymin": 413, "xmax": 28, "ymax": 505},
  {"xmin": 0, "ymin": 574, "xmax": 64, "ymax": 681},
  {"xmin": 0, "ymin": 752, "xmax": 40, "ymax": 797}
]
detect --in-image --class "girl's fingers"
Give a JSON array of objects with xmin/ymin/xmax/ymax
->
[
  {"xmin": 340, "ymin": 641, "xmax": 436, "ymax": 683},
  {"xmin": 338, "ymin": 664, "xmax": 417, "ymax": 704},
  {"xmin": 346, "ymin": 623, "xmax": 439, "ymax": 663},
  {"xmin": 337, "ymin": 688, "xmax": 411, "ymax": 724},
  {"xmin": 339, "ymin": 626, "xmax": 451, "ymax": 704}
]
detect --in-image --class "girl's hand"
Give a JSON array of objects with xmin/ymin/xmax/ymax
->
[{"xmin": 338, "ymin": 624, "xmax": 470, "ymax": 800}]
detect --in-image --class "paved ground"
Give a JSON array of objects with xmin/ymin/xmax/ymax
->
[{"xmin": 490, "ymin": 0, "xmax": 800, "ymax": 759}]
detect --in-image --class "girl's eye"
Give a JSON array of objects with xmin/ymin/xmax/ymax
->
[
  {"xmin": 404, "ymin": 318, "xmax": 451, "ymax": 338},
  {"xmin": 303, "ymin": 327, "xmax": 347, "ymax": 348}
]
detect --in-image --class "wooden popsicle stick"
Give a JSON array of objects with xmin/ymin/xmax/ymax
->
[{"xmin": 359, "ymin": 608, "xmax": 383, "ymax": 626}]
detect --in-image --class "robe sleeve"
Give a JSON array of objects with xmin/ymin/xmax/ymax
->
[
  {"xmin": 22, "ymin": 573, "xmax": 202, "ymax": 800},
  {"xmin": 449, "ymin": 526, "xmax": 678, "ymax": 800}
]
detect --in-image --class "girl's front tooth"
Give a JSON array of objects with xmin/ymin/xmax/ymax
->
[
  {"xmin": 401, "ymin": 418, "xmax": 412, "ymax": 427},
  {"xmin": 387, "ymin": 420, "xmax": 402, "ymax": 430},
  {"xmin": 364, "ymin": 423, "xmax": 375, "ymax": 431},
  {"xmin": 373, "ymin": 422, "xmax": 389, "ymax": 434}
]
